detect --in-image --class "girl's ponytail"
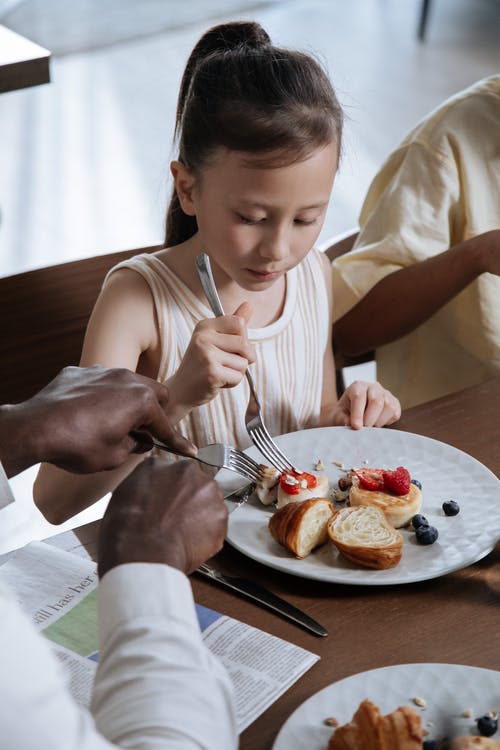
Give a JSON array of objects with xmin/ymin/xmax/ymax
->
[{"xmin": 174, "ymin": 22, "xmax": 270, "ymax": 135}]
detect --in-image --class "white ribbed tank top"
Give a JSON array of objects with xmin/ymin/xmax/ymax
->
[{"xmin": 106, "ymin": 248, "xmax": 331, "ymax": 449}]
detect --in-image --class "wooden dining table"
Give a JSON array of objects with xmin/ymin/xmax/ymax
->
[{"xmin": 50, "ymin": 377, "xmax": 500, "ymax": 749}]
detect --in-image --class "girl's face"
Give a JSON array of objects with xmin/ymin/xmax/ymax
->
[{"xmin": 173, "ymin": 143, "xmax": 338, "ymax": 290}]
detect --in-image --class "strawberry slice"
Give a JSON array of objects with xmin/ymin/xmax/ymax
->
[
  {"xmin": 354, "ymin": 468, "xmax": 384, "ymax": 491},
  {"xmin": 383, "ymin": 466, "xmax": 411, "ymax": 495}
]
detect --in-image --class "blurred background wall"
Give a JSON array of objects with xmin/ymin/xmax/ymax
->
[{"xmin": 1, "ymin": 0, "xmax": 500, "ymax": 277}]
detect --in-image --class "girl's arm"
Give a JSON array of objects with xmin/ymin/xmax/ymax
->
[
  {"xmin": 34, "ymin": 267, "xmax": 256, "ymax": 523},
  {"xmin": 34, "ymin": 270, "xmax": 159, "ymax": 524}
]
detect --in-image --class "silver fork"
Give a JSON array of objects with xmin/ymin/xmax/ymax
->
[
  {"xmin": 195, "ymin": 252, "xmax": 297, "ymax": 474},
  {"xmin": 151, "ymin": 439, "xmax": 262, "ymax": 482}
]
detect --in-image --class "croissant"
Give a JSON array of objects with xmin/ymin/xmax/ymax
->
[
  {"xmin": 328, "ymin": 699, "xmax": 382, "ymax": 749},
  {"xmin": 328, "ymin": 506, "xmax": 403, "ymax": 569},
  {"xmin": 451, "ymin": 739, "xmax": 500, "ymax": 749},
  {"xmin": 268, "ymin": 497, "xmax": 333, "ymax": 558},
  {"xmin": 328, "ymin": 699, "xmax": 422, "ymax": 750}
]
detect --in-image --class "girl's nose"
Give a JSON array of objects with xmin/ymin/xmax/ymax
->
[{"xmin": 258, "ymin": 226, "xmax": 289, "ymax": 262}]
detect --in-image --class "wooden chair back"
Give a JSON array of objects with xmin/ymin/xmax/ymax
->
[
  {"xmin": 1, "ymin": 232, "xmax": 372, "ymax": 405},
  {"xmin": 0, "ymin": 245, "xmax": 162, "ymax": 405}
]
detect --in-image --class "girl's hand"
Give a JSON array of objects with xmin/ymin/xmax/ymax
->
[
  {"xmin": 332, "ymin": 381, "xmax": 401, "ymax": 430},
  {"xmin": 168, "ymin": 302, "xmax": 256, "ymax": 417}
]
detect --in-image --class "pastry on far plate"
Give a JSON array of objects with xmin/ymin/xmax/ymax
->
[
  {"xmin": 269, "ymin": 497, "xmax": 333, "ymax": 558},
  {"xmin": 328, "ymin": 698, "xmax": 422, "ymax": 750},
  {"xmin": 276, "ymin": 470, "xmax": 329, "ymax": 509},
  {"xmin": 328, "ymin": 506, "xmax": 403, "ymax": 570},
  {"xmin": 451, "ymin": 739, "xmax": 500, "ymax": 749},
  {"xmin": 349, "ymin": 466, "xmax": 422, "ymax": 528}
]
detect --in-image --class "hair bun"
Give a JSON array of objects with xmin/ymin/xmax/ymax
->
[{"xmin": 196, "ymin": 21, "xmax": 271, "ymax": 56}]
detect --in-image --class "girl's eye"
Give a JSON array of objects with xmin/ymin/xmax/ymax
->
[
  {"xmin": 294, "ymin": 218, "xmax": 318, "ymax": 226},
  {"xmin": 237, "ymin": 214, "xmax": 265, "ymax": 225}
]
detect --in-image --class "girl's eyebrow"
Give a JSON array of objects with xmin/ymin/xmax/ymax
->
[{"xmin": 238, "ymin": 200, "xmax": 329, "ymax": 211}]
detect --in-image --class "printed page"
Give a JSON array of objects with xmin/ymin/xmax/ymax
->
[
  {"xmin": 0, "ymin": 540, "xmax": 97, "ymax": 631},
  {"xmin": 1, "ymin": 542, "xmax": 319, "ymax": 731},
  {"xmin": 52, "ymin": 643, "xmax": 98, "ymax": 707},
  {"xmin": 198, "ymin": 608, "xmax": 319, "ymax": 731}
]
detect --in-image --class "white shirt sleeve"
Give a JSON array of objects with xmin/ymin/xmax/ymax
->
[
  {"xmin": 0, "ymin": 460, "xmax": 16, "ymax": 509},
  {"xmin": 0, "ymin": 564, "xmax": 237, "ymax": 750}
]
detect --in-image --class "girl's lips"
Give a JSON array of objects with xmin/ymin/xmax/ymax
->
[{"xmin": 247, "ymin": 268, "xmax": 281, "ymax": 281}]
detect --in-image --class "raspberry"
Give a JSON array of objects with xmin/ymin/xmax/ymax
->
[{"xmin": 382, "ymin": 466, "xmax": 411, "ymax": 495}]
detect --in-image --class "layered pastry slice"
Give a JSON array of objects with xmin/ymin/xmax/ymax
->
[{"xmin": 328, "ymin": 506, "xmax": 403, "ymax": 569}]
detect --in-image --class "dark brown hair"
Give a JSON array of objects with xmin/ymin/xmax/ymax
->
[{"xmin": 165, "ymin": 21, "xmax": 343, "ymax": 247}]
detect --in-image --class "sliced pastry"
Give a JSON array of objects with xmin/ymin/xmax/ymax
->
[
  {"xmin": 268, "ymin": 497, "xmax": 333, "ymax": 558},
  {"xmin": 255, "ymin": 465, "xmax": 281, "ymax": 505},
  {"xmin": 276, "ymin": 469, "xmax": 329, "ymax": 509},
  {"xmin": 349, "ymin": 466, "xmax": 422, "ymax": 528},
  {"xmin": 328, "ymin": 699, "xmax": 422, "ymax": 750},
  {"xmin": 379, "ymin": 705, "xmax": 424, "ymax": 749},
  {"xmin": 327, "ymin": 506, "xmax": 403, "ymax": 570},
  {"xmin": 328, "ymin": 699, "xmax": 383, "ymax": 749}
]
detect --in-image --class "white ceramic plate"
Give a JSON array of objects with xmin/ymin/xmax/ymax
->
[
  {"xmin": 217, "ymin": 427, "xmax": 500, "ymax": 585},
  {"xmin": 272, "ymin": 662, "xmax": 500, "ymax": 749}
]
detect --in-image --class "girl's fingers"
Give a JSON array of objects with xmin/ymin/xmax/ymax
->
[
  {"xmin": 362, "ymin": 383, "xmax": 387, "ymax": 427},
  {"xmin": 214, "ymin": 333, "xmax": 256, "ymax": 362},
  {"xmin": 345, "ymin": 382, "xmax": 368, "ymax": 429},
  {"xmin": 373, "ymin": 394, "xmax": 401, "ymax": 427},
  {"xmin": 232, "ymin": 301, "xmax": 253, "ymax": 323}
]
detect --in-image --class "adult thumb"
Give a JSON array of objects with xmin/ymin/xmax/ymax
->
[{"xmin": 233, "ymin": 301, "xmax": 253, "ymax": 324}]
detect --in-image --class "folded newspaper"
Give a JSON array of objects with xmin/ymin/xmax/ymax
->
[{"xmin": 0, "ymin": 541, "xmax": 319, "ymax": 732}]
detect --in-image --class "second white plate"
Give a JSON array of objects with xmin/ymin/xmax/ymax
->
[
  {"xmin": 219, "ymin": 427, "xmax": 500, "ymax": 585},
  {"xmin": 272, "ymin": 662, "xmax": 500, "ymax": 749}
]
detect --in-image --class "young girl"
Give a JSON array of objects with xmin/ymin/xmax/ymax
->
[{"xmin": 35, "ymin": 21, "xmax": 400, "ymax": 523}]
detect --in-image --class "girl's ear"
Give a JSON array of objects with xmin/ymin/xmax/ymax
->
[{"xmin": 170, "ymin": 160, "xmax": 197, "ymax": 216}]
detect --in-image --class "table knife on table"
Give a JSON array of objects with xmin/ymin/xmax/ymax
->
[{"xmin": 196, "ymin": 563, "xmax": 328, "ymax": 637}]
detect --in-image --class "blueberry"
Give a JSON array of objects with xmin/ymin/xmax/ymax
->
[
  {"xmin": 442, "ymin": 500, "xmax": 460, "ymax": 516},
  {"xmin": 411, "ymin": 478, "xmax": 422, "ymax": 490},
  {"xmin": 423, "ymin": 740, "xmax": 438, "ymax": 750},
  {"xmin": 415, "ymin": 525, "xmax": 439, "ymax": 545},
  {"xmin": 412, "ymin": 514, "xmax": 429, "ymax": 530},
  {"xmin": 477, "ymin": 714, "xmax": 498, "ymax": 737}
]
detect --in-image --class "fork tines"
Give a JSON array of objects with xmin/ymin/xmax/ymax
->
[
  {"xmin": 245, "ymin": 418, "xmax": 294, "ymax": 473},
  {"xmin": 228, "ymin": 449, "xmax": 262, "ymax": 482}
]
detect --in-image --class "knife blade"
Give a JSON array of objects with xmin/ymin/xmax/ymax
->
[
  {"xmin": 196, "ymin": 564, "xmax": 328, "ymax": 637},
  {"xmin": 223, "ymin": 482, "xmax": 255, "ymax": 511}
]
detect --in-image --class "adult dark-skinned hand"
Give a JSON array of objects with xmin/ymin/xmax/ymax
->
[
  {"xmin": 0, "ymin": 365, "xmax": 195, "ymax": 478},
  {"xmin": 98, "ymin": 458, "xmax": 228, "ymax": 577}
]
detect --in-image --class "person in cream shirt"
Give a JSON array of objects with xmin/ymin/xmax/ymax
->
[{"xmin": 332, "ymin": 75, "xmax": 500, "ymax": 408}]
